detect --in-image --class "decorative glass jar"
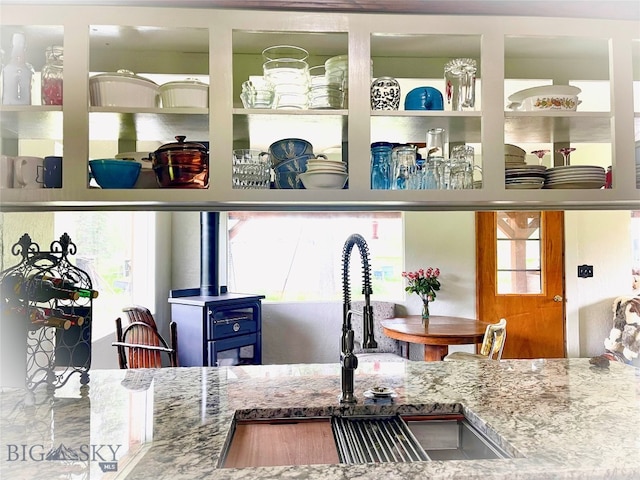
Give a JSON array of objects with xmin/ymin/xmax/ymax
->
[
  {"xmin": 41, "ymin": 46, "xmax": 63, "ymax": 105},
  {"xmin": 370, "ymin": 76, "xmax": 400, "ymax": 110}
]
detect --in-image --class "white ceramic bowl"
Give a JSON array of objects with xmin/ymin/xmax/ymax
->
[
  {"xmin": 299, "ymin": 171, "xmax": 348, "ymax": 189},
  {"xmin": 159, "ymin": 79, "xmax": 208, "ymax": 108},
  {"xmin": 89, "ymin": 70, "xmax": 159, "ymax": 108},
  {"xmin": 507, "ymin": 85, "xmax": 581, "ymax": 111},
  {"xmin": 306, "ymin": 160, "xmax": 346, "ymax": 172},
  {"xmin": 504, "ymin": 144, "xmax": 526, "ymax": 157}
]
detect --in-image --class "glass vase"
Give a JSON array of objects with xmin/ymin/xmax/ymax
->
[{"xmin": 421, "ymin": 299, "xmax": 430, "ymax": 326}]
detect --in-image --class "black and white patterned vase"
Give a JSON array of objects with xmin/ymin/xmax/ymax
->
[{"xmin": 370, "ymin": 76, "xmax": 400, "ymax": 110}]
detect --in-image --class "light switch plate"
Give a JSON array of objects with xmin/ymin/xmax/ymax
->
[{"xmin": 577, "ymin": 265, "xmax": 594, "ymax": 278}]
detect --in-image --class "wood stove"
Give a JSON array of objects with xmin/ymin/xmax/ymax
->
[{"xmin": 168, "ymin": 212, "xmax": 264, "ymax": 367}]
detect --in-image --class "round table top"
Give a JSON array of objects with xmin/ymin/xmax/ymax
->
[{"xmin": 380, "ymin": 315, "xmax": 487, "ymax": 346}]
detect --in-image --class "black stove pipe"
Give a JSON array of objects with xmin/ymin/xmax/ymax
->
[{"xmin": 200, "ymin": 211, "xmax": 220, "ymax": 296}]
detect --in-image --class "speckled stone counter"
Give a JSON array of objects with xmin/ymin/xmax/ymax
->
[{"xmin": 1, "ymin": 359, "xmax": 639, "ymax": 479}]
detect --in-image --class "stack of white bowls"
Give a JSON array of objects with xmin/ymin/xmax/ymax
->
[
  {"xmin": 504, "ymin": 143, "xmax": 526, "ymax": 167},
  {"xmin": 299, "ymin": 157, "xmax": 348, "ymax": 189},
  {"xmin": 262, "ymin": 45, "xmax": 310, "ymax": 109}
]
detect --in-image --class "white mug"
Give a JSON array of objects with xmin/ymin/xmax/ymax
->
[
  {"xmin": 13, "ymin": 156, "xmax": 44, "ymax": 189},
  {"xmin": 0, "ymin": 155, "xmax": 14, "ymax": 188}
]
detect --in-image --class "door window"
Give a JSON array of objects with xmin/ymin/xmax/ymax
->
[{"xmin": 496, "ymin": 211, "xmax": 542, "ymax": 294}]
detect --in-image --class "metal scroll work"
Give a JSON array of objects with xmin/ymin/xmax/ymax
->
[{"xmin": 0, "ymin": 233, "xmax": 95, "ymax": 395}]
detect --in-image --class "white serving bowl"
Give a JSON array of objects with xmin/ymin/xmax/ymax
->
[
  {"xmin": 89, "ymin": 70, "xmax": 159, "ymax": 108},
  {"xmin": 299, "ymin": 171, "xmax": 348, "ymax": 189},
  {"xmin": 504, "ymin": 144, "xmax": 526, "ymax": 157},
  {"xmin": 159, "ymin": 79, "xmax": 208, "ymax": 108},
  {"xmin": 507, "ymin": 85, "xmax": 581, "ymax": 111}
]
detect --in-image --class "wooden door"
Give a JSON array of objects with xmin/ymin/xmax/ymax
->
[{"xmin": 476, "ymin": 211, "xmax": 565, "ymax": 358}]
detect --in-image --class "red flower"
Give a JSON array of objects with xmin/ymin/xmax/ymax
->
[{"xmin": 401, "ymin": 267, "xmax": 442, "ymax": 302}]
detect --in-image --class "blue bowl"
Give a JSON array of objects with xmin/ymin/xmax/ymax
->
[
  {"xmin": 273, "ymin": 155, "xmax": 314, "ymax": 189},
  {"xmin": 269, "ymin": 138, "xmax": 313, "ymax": 164},
  {"xmin": 404, "ymin": 86, "xmax": 444, "ymax": 111},
  {"xmin": 274, "ymin": 170, "xmax": 304, "ymax": 189},
  {"xmin": 273, "ymin": 155, "xmax": 312, "ymax": 175},
  {"xmin": 89, "ymin": 159, "xmax": 141, "ymax": 189}
]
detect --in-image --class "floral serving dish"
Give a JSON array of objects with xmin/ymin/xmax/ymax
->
[{"xmin": 507, "ymin": 85, "xmax": 581, "ymax": 111}]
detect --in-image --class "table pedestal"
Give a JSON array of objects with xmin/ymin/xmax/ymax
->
[{"xmin": 424, "ymin": 345, "xmax": 450, "ymax": 362}]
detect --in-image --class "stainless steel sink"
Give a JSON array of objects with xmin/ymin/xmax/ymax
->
[
  {"xmin": 220, "ymin": 413, "xmax": 511, "ymax": 468},
  {"xmin": 404, "ymin": 416, "xmax": 510, "ymax": 461}
]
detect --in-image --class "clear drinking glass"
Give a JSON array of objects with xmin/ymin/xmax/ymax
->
[
  {"xmin": 391, "ymin": 144, "xmax": 417, "ymax": 190},
  {"xmin": 444, "ymin": 58, "xmax": 477, "ymax": 111},
  {"xmin": 426, "ymin": 128, "xmax": 447, "ymax": 189}
]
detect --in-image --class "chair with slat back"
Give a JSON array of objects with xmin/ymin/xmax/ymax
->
[
  {"xmin": 443, "ymin": 318, "xmax": 507, "ymax": 361},
  {"xmin": 112, "ymin": 305, "xmax": 178, "ymax": 369}
]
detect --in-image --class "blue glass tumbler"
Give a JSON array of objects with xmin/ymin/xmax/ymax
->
[{"xmin": 370, "ymin": 142, "xmax": 393, "ymax": 190}]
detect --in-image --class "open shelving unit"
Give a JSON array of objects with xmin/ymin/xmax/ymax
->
[{"xmin": 0, "ymin": 6, "xmax": 637, "ymax": 211}]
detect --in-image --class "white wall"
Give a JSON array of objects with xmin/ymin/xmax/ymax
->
[{"xmin": 564, "ymin": 210, "xmax": 634, "ymax": 358}]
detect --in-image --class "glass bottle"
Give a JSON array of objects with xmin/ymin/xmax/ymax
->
[
  {"xmin": 36, "ymin": 273, "xmax": 98, "ymax": 298},
  {"xmin": 1, "ymin": 33, "xmax": 34, "ymax": 105},
  {"xmin": 370, "ymin": 142, "xmax": 392, "ymax": 190},
  {"xmin": 2, "ymin": 274, "xmax": 80, "ymax": 302},
  {"xmin": 41, "ymin": 45, "xmax": 63, "ymax": 105}
]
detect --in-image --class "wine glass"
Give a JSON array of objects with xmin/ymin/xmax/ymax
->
[
  {"xmin": 531, "ymin": 149, "xmax": 550, "ymax": 166},
  {"xmin": 556, "ymin": 147, "xmax": 576, "ymax": 166}
]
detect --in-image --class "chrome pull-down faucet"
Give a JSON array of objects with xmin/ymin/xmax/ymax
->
[{"xmin": 340, "ymin": 233, "xmax": 377, "ymax": 404}]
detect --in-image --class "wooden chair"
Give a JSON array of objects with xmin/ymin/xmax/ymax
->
[
  {"xmin": 444, "ymin": 318, "xmax": 507, "ymax": 361},
  {"xmin": 112, "ymin": 305, "xmax": 178, "ymax": 369}
]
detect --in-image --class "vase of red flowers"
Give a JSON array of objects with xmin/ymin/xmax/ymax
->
[{"xmin": 402, "ymin": 267, "xmax": 441, "ymax": 326}]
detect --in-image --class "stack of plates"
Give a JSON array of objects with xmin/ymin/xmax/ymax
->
[
  {"xmin": 505, "ymin": 164, "xmax": 546, "ymax": 189},
  {"xmin": 544, "ymin": 165, "xmax": 606, "ymax": 189}
]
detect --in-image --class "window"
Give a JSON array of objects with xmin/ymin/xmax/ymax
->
[
  {"xmin": 54, "ymin": 211, "xmax": 155, "ymax": 339},
  {"xmin": 496, "ymin": 211, "xmax": 542, "ymax": 294},
  {"xmin": 227, "ymin": 212, "xmax": 403, "ymax": 301}
]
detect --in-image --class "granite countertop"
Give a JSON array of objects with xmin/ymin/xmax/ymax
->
[{"xmin": 1, "ymin": 358, "xmax": 639, "ymax": 479}]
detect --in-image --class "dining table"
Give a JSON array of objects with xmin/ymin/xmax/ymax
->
[{"xmin": 380, "ymin": 315, "xmax": 488, "ymax": 361}]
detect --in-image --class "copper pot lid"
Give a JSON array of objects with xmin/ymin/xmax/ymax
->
[{"xmin": 154, "ymin": 136, "xmax": 208, "ymax": 154}]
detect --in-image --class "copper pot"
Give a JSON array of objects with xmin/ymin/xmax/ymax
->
[{"xmin": 151, "ymin": 136, "xmax": 209, "ymax": 188}]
